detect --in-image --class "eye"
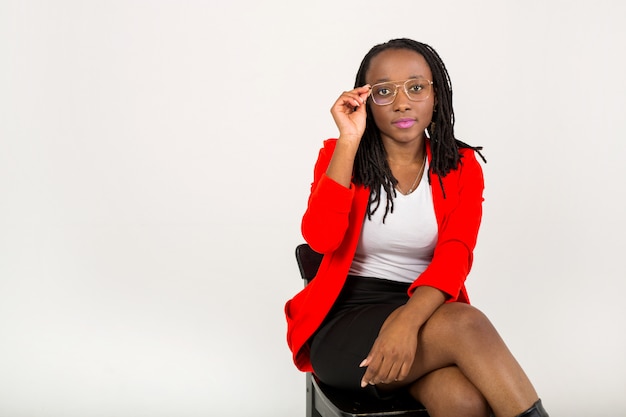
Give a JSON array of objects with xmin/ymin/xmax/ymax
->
[
  {"xmin": 373, "ymin": 84, "xmax": 395, "ymax": 97},
  {"xmin": 375, "ymin": 87, "xmax": 391, "ymax": 96},
  {"xmin": 408, "ymin": 82, "xmax": 425, "ymax": 93}
]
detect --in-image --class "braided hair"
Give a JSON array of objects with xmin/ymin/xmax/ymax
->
[{"xmin": 352, "ymin": 38, "xmax": 485, "ymax": 221}]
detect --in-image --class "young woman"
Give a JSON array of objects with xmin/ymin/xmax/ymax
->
[{"xmin": 285, "ymin": 38, "xmax": 549, "ymax": 417}]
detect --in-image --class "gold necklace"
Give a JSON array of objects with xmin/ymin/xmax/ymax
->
[{"xmin": 395, "ymin": 155, "xmax": 426, "ymax": 195}]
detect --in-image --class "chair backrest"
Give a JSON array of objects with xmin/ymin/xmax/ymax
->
[{"xmin": 295, "ymin": 243, "xmax": 323, "ymax": 284}]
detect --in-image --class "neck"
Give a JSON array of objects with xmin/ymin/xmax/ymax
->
[{"xmin": 385, "ymin": 140, "xmax": 426, "ymax": 166}]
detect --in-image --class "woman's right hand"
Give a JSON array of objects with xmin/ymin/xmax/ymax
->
[
  {"xmin": 330, "ymin": 85, "xmax": 371, "ymax": 143},
  {"xmin": 324, "ymin": 85, "xmax": 371, "ymax": 188}
]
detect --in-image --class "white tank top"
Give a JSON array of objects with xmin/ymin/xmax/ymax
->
[{"xmin": 348, "ymin": 163, "xmax": 438, "ymax": 283}]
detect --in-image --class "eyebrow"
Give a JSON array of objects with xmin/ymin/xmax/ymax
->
[{"xmin": 371, "ymin": 75, "xmax": 427, "ymax": 84}]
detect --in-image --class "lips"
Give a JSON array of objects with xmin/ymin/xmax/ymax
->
[{"xmin": 392, "ymin": 118, "xmax": 416, "ymax": 129}]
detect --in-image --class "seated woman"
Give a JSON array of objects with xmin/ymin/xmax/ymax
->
[{"xmin": 284, "ymin": 38, "xmax": 549, "ymax": 417}]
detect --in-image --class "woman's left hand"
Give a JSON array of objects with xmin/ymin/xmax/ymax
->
[{"xmin": 359, "ymin": 306, "xmax": 419, "ymax": 387}]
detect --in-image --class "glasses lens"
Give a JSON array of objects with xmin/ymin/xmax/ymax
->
[
  {"xmin": 405, "ymin": 79, "xmax": 432, "ymax": 101},
  {"xmin": 370, "ymin": 82, "xmax": 397, "ymax": 105}
]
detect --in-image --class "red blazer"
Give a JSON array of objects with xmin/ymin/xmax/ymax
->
[{"xmin": 285, "ymin": 139, "xmax": 484, "ymax": 372}]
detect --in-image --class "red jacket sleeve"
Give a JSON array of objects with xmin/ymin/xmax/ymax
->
[
  {"xmin": 301, "ymin": 139, "xmax": 358, "ymax": 254},
  {"xmin": 408, "ymin": 148, "xmax": 484, "ymax": 302}
]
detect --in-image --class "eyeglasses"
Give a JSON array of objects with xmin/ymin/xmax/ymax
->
[{"xmin": 368, "ymin": 79, "xmax": 434, "ymax": 106}]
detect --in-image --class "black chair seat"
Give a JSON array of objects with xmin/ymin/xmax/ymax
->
[{"xmin": 309, "ymin": 373, "xmax": 428, "ymax": 417}]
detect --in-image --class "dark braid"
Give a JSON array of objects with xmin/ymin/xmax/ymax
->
[{"xmin": 352, "ymin": 39, "xmax": 485, "ymax": 220}]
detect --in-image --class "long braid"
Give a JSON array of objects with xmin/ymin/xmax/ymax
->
[
  {"xmin": 352, "ymin": 39, "xmax": 485, "ymax": 220},
  {"xmin": 354, "ymin": 122, "xmax": 397, "ymax": 221}
]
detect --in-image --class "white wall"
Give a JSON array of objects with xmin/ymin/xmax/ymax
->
[{"xmin": 1, "ymin": 1, "xmax": 625, "ymax": 416}]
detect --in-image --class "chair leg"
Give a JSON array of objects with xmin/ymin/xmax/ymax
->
[{"xmin": 305, "ymin": 373, "xmax": 322, "ymax": 417}]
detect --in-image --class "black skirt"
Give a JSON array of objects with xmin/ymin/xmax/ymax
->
[{"xmin": 309, "ymin": 275, "xmax": 411, "ymax": 393}]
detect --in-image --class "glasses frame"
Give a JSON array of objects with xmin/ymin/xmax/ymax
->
[{"xmin": 368, "ymin": 78, "xmax": 434, "ymax": 106}]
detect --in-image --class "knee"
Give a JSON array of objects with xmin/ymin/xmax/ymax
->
[{"xmin": 431, "ymin": 303, "xmax": 497, "ymax": 343}]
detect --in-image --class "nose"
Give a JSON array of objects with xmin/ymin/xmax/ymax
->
[{"xmin": 393, "ymin": 88, "xmax": 412, "ymax": 111}]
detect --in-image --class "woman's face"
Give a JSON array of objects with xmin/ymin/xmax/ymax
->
[{"xmin": 365, "ymin": 48, "xmax": 435, "ymax": 146}]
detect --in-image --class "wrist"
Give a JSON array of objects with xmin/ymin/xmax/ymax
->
[
  {"xmin": 337, "ymin": 134, "xmax": 362, "ymax": 148},
  {"xmin": 394, "ymin": 305, "xmax": 425, "ymax": 332}
]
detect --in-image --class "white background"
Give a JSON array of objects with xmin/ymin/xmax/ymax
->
[{"xmin": 1, "ymin": 1, "xmax": 625, "ymax": 416}]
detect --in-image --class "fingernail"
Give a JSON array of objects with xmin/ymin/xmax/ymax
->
[{"xmin": 359, "ymin": 359, "xmax": 367, "ymax": 367}]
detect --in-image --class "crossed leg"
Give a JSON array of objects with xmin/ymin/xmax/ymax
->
[
  {"xmin": 381, "ymin": 302, "xmax": 539, "ymax": 417},
  {"xmin": 309, "ymin": 283, "xmax": 541, "ymax": 417}
]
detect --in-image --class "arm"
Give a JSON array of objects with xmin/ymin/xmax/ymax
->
[
  {"xmin": 301, "ymin": 85, "xmax": 371, "ymax": 253},
  {"xmin": 409, "ymin": 149, "xmax": 485, "ymax": 301},
  {"xmin": 326, "ymin": 85, "xmax": 371, "ymax": 187}
]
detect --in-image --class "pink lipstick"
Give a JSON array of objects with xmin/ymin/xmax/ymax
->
[{"xmin": 393, "ymin": 118, "xmax": 416, "ymax": 129}]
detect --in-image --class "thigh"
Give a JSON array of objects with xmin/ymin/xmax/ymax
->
[
  {"xmin": 310, "ymin": 303, "xmax": 399, "ymax": 391},
  {"xmin": 410, "ymin": 366, "xmax": 490, "ymax": 417},
  {"xmin": 310, "ymin": 276, "xmax": 410, "ymax": 392}
]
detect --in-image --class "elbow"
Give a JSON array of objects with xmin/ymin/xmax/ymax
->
[{"xmin": 301, "ymin": 221, "xmax": 344, "ymax": 254}]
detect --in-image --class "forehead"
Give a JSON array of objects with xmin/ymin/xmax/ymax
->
[{"xmin": 366, "ymin": 49, "xmax": 432, "ymax": 82}]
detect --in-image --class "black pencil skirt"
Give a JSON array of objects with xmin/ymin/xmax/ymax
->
[{"xmin": 309, "ymin": 275, "xmax": 411, "ymax": 394}]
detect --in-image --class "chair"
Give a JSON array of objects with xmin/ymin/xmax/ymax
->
[{"xmin": 295, "ymin": 243, "xmax": 430, "ymax": 417}]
